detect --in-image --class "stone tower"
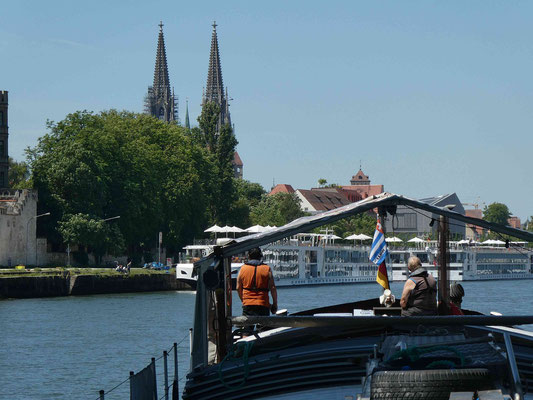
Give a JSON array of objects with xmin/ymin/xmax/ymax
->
[
  {"xmin": 0, "ymin": 91, "xmax": 8, "ymax": 188},
  {"xmin": 145, "ymin": 22, "xmax": 178, "ymax": 123},
  {"xmin": 202, "ymin": 21, "xmax": 231, "ymax": 131}
]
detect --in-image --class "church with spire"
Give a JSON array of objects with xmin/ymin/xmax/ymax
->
[{"xmin": 145, "ymin": 22, "xmax": 178, "ymax": 123}]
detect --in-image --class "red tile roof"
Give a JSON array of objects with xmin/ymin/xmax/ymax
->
[
  {"xmin": 233, "ymin": 151, "xmax": 243, "ymax": 166},
  {"xmin": 297, "ymin": 188, "xmax": 352, "ymax": 211},
  {"xmin": 269, "ymin": 184, "xmax": 295, "ymax": 195},
  {"xmin": 340, "ymin": 184, "xmax": 384, "ymax": 200}
]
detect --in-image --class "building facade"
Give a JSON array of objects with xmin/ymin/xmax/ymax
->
[
  {"xmin": 0, "ymin": 90, "xmax": 8, "ymax": 188},
  {"xmin": 384, "ymin": 193, "xmax": 466, "ymax": 238},
  {"xmin": 145, "ymin": 22, "xmax": 178, "ymax": 123}
]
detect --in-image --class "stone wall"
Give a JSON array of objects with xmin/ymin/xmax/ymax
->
[
  {"xmin": 0, "ymin": 189, "xmax": 38, "ymax": 266},
  {"xmin": 0, "ymin": 273, "xmax": 191, "ymax": 299}
]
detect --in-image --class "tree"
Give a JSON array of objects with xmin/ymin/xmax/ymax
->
[
  {"xmin": 329, "ymin": 213, "xmax": 376, "ymax": 238},
  {"xmin": 318, "ymin": 178, "xmax": 327, "ymax": 187},
  {"xmin": 228, "ymin": 180, "xmax": 266, "ymax": 227},
  {"xmin": 8, "ymin": 157, "xmax": 31, "ymax": 189},
  {"xmin": 483, "ymin": 203, "xmax": 511, "ymax": 226},
  {"xmin": 28, "ymin": 110, "xmax": 213, "ymax": 262},
  {"xmin": 195, "ymin": 102, "xmax": 238, "ymax": 225},
  {"xmin": 250, "ymin": 193, "xmax": 305, "ymax": 226}
]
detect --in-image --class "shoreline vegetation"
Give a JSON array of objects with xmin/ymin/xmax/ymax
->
[{"xmin": 0, "ymin": 267, "xmax": 193, "ymax": 299}]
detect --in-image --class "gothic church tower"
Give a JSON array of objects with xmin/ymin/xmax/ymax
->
[
  {"xmin": 0, "ymin": 91, "xmax": 8, "ymax": 188},
  {"xmin": 202, "ymin": 22, "xmax": 231, "ymax": 131},
  {"xmin": 145, "ymin": 22, "xmax": 178, "ymax": 123}
]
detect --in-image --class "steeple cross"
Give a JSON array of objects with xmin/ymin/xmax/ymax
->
[
  {"xmin": 159, "ymin": 21, "xmax": 164, "ymax": 31},
  {"xmin": 212, "ymin": 21, "xmax": 217, "ymax": 30}
]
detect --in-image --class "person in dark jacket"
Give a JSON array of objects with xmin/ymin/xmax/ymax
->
[
  {"xmin": 400, "ymin": 256, "xmax": 437, "ymax": 316},
  {"xmin": 449, "ymin": 282, "xmax": 465, "ymax": 315}
]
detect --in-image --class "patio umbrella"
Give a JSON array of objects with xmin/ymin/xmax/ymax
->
[
  {"xmin": 204, "ymin": 224, "xmax": 222, "ymax": 233},
  {"xmin": 245, "ymin": 225, "xmax": 267, "ymax": 233},
  {"xmin": 481, "ymin": 239, "xmax": 505, "ymax": 246},
  {"xmin": 385, "ymin": 237, "xmax": 403, "ymax": 243},
  {"xmin": 407, "ymin": 237, "xmax": 425, "ymax": 243}
]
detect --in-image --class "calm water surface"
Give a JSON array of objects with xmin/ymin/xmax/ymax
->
[{"xmin": 1, "ymin": 280, "xmax": 533, "ymax": 399}]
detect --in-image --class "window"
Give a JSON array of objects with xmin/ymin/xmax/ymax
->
[
  {"xmin": 0, "ymin": 111, "xmax": 3, "ymax": 126},
  {"xmin": 0, "ymin": 140, "xmax": 3, "ymax": 156},
  {"xmin": 0, "ymin": 171, "xmax": 4, "ymax": 187}
]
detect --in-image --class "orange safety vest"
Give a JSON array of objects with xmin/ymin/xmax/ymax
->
[{"xmin": 239, "ymin": 263, "xmax": 271, "ymax": 307}]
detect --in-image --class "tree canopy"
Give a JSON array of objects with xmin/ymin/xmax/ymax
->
[
  {"xmin": 250, "ymin": 193, "xmax": 305, "ymax": 226},
  {"xmin": 483, "ymin": 202, "xmax": 511, "ymax": 226}
]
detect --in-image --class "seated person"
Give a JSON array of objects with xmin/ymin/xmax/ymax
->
[
  {"xmin": 449, "ymin": 283, "xmax": 465, "ymax": 315},
  {"xmin": 400, "ymin": 256, "xmax": 437, "ymax": 316}
]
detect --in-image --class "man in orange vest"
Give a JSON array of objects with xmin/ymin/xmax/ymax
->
[{"xmin": 237, "ymin": 247, "xmax": 278, "ymax": 316}]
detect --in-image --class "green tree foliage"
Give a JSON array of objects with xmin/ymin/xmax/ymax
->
[
  {"xmin": 195, "ymin": 102, "xmax": 238, "ymax": 225},
  {"xmin": 483, "ymin": 203, "xmax": 511, "ymax": 226},
  {"xmin": 29, "ymin": 110, "xmax": 213, "ymax": 258},
  {"xmin": 228, "ymin": 180, "xmax": 266, "ymax": 227},
  {"xmin": 318, "ymin": 178, "xmax": 327, "ymax": 187},
  {"xmin": 329, "ymin": 213, "xmax": 376, "ymax": 238},
  {"xmin": 8, "ymin": 157, "xmax": 31, "ymax": 189},
  {"xmin": 250, "ymin": 193, "xmax": 305, "ymax": 226},
  {"xmin": 58, "ymin": 213, "xmax": 124, "ymax": 264}
]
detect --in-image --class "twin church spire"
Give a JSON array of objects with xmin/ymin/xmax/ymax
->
[
  {"xmin": 145, "ymin": 22, "xmax": 177, "ymax": 123},
  {"xmin": 145, "ymin": 21, "xmax": 231, "ymax": 130}
]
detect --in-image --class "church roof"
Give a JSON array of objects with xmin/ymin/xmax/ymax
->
[{"xmin": 351, "ymin": 169, "xmax": 369, "ymax": 182}]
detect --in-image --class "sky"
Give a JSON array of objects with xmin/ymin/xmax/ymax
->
[{"xmin": 1, "ymin": 1, "xmax": 532, "ymax": 220}]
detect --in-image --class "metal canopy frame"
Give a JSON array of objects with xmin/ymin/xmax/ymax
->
[{"xmin": 190, "ymin": 192, "xmax": 533, "ymax": 371}]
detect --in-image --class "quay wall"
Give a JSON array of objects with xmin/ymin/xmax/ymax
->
[{"xmin": 0, "ymin": 274, "xmax": 192, "ymax": 299}]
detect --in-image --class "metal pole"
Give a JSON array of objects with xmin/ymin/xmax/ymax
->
[
  {"xmin": 129, "ymin": 371, "xmax": 134, "ymax": 400},
  {"xmin": 99, "ymin": 389, "xmax": 105, "ymax": 400},
  {"xmin": 173, "ymin": 342, "xmax": 178, "ymax": 380},
  {"xmin": 151, "ymin": 358, "xmax": 158, "ymax": 400},
  {"xmin": 163, "ymin": 351, "xmax": 169, "ymax": 400},
  {"xmin": 26, "ymin": 217, "xmax": 33, "ymax": 266},
  {"xmin": 438, "ymin": 216, "xmax": 450, "ymax": 308},
  {"xmin": 189, "ymin": 328, "xmax": 193, "ymax": 357}
]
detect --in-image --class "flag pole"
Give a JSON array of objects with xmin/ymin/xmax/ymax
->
[{"xmin": 378, "ymin": 209, "xmax": 387, "ymax": 293}]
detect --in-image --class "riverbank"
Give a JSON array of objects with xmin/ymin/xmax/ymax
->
[{"xmin": 0, "ymin": 268, "xmax": 193, "ymax": 299}]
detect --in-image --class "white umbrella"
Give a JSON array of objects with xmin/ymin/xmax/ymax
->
[
  {"xmin": 245, "ymin": 224, "xmax": 266, "ymax": 233},
  {"xmin": 345, "ymin": 234, "xmax": 359, "ymax": 240},
  {"xmin": 325, "ymin": 234, "xmax": 341, "ymax": 240},
  {"xmin": 385, "ymin": 237, "xmax": 403, "ymax": 243},
  {"xmin": 456, "ymin": 239, "xmax": 471, "ymax": 245},
  {"xmin": 407, "ymin": 237, "xmax": 425, "ymax": 243},
  {"xmin": 204, "ymin": 224, "xmax": 222, "ymax": 233},
  {"xmin": 481, "ymin": 239, "xmax": 505, "ymax": 246},
  {"xmin": 229, "ymin": 226, "xmax": 245, "ymax": 233}
]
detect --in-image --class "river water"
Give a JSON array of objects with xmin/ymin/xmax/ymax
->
[{"xmin": 1, "ymin": 279, "xmax": 532, "ymax": 399}]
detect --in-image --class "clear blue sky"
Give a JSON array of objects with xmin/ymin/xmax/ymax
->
[{"xmin": 2, "ymin": 1, "xmax": 532, "ymax": 220}]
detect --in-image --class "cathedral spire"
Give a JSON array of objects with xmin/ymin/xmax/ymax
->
[
  {"xmin": 153, "ymin": 21, "xmax": 171, "ymax": 99},
  {"xmin": 202, "ymin": 21, "xmax": 230, "ymax": 129},
  {"xmin": 145, "ymin": 21, "xmax": 177, "ymax": 123},
  {"xmin": 185, "ymin": 98, "xmax": 190, "ymax": 130}
]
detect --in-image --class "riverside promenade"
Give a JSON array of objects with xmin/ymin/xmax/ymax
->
[{"xmin": 0, "ymin": 268, "xmax": 192, "ymax": 299}]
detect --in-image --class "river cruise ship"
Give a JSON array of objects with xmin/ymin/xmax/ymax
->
[
  {"xmin": 390, "ymin": 241, "xmax": 533, "ymax": 282},
  {"xmin": 177, "ymin": 236, "xmax": 533, "ymax": 287}
]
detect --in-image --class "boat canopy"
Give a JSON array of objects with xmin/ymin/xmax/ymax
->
[{"xmin": 190, "ymin": 192, "xmax": 533, "ymax": 371}]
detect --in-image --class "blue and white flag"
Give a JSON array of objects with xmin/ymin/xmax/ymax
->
[{"xmin": 369, "ymin": 221, "xmax": 388, "ymax": 266}]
